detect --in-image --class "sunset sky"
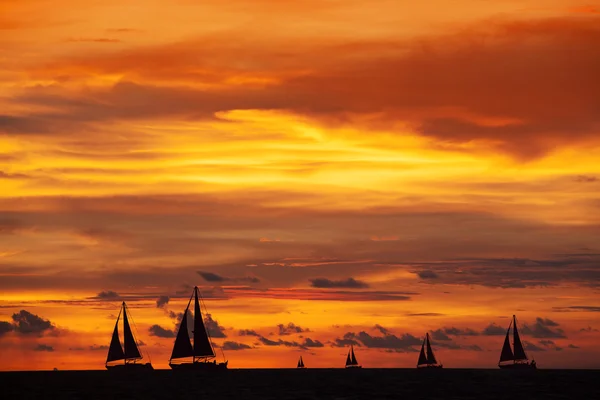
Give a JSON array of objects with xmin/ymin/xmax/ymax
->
[{"xmin": 1, "ymin": 0, "xmax": 599, "ymax": 371}]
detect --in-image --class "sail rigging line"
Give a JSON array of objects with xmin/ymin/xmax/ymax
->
[{"xmin": 123, "ymin": 302, "xmax": 151, "ymax": 364}]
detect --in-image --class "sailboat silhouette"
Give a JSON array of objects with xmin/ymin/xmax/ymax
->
[
  {"xmin": 344, "ymin": 345, "xmax": 362, "ymax": 368},
  {"xmin": 297, "ymin": 356, "xmax": 306, "ymax": 369},
  {"xmin": 498, "ymin": 315, "xmax": 537, "ymax": 369},
  {"xmin": 105, "ymin": 302, "xmax": 153, "ymax": 370},
  {"xmin": 417, "ymin": 333, "xmax": 443, "ymax": 369},
  {"xmin": 169, "ymin": 286, "xmax": 228, "ymax": 370}
]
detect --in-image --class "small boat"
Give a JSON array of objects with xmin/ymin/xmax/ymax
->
[
  {"xmin": 345, "ymin": 345, "xmax": 362, "ymax": 368},
  {"xmin": 297, "ymin": 356, "xmax": 306, "ymax": 369},
  {"xmin": 498, "ymin": 315, "xmax": 537, "ymax": 369},
  {"xmin": 417, "ymin": 332, "xmax": 443, "ymax": 369},
  {"xmin": 105, "ymin": 301, "xmax": 153, "ymax": 370},
  {"xmin": 169, "ymin": 286, "xmax": 228, "ymax": 370}
]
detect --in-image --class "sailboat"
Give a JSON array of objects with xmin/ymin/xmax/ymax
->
[
  {"xmin": 297, "ymin": 356, "xmax": 306, "ymax": 369},
  {"xmin": 417, "ymin": 333, "xmax": 443, "ymax": 369},
  {"xmin": 105, "ymin": 301, "xmax": 153, "ymax": 370},
  {"xmin": 169, "ymin": 286, "xmax": 228, "ymax": 370},
  {"xmin": 344, "ymin": 345, "xmax": 361, "ymax": 368},
  {"xmin": 498, "ymin": 315, "xmax": 537, "ymax": 369}
]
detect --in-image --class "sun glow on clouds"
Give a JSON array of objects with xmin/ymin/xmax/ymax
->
[{"xmin": 1, "ymin": 0, "xmax": 600, "ymax": 370}]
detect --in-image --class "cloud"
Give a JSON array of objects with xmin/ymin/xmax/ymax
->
[
  {"xmin": 301, "ymin": 338, "xmax": 324, "ymax": 348},
  {"xmin": 482, "ymin": 323, "xmax": 506, "ymax": 336},
  {"xmin": 441, "ymin": 327, "xmax": 480, "ymax": 337},
  {"xmin": 89, "ymin": 345, "xmax": 109, "ymax": 351},
  {"xmin": 95, "ymin": 290, "xmax": 121, "ymax": 300},
  {"xmin": 429, "ymin": 329, "xmax": 451, "ymax": 341},
  {"xmin": 277, "ymin": 323, "xmax": 309, "ymax": 335},
  {"xmin": 197, "ymin": 271, "xmax": 260, "ymax": 283},
  {"xmin": 0, "ymin": 321, "xmax": 13, "ymax": 336},
  {"xmin": 258, "ymin": 336, "xmax": 299, "ymax": 347},
  {"xmin": 65, "ymin": 37, "xmax": 121, "ymax": 43},
  {"xmin": 559, "ymin": 306, "xmax": 600, "ymax": 312},
  {"xmin": 338, "ymin": 329, "xmax": 421, "ymax": 352},
  {"xmin": 522, "ymin": 318, "xmax": 566, "ymax": 339},
  {"xmin": 239, "ymin": 329, "xmax": 260, "ymax": 337},
  {"xmin": 222, "ymin": 341, "xmax": 252, "ymax": 351},
  {"xmin": 309, "ymin": 277, "xmax": 369, "ymax": 289},
  {"xmin": 156, "ymin": 295, "xmax": 170, "ymax": 308},
  {"xmin": 148, "ymin": 324, "xmax": 175, "ymax": 338},
  {"xmin": 580, "ymin": 326, "xmax": 599, "ymax": 332},
  {"xmin": 523, "ymin": 341, "xmax": 546, "ymax": 352},
  {"xmin": 197, "ymin": 271, "xmax": 227, "ymax": 282},
  {"xmin": 574, "ymin": 175, "xmax": 598, "ymax": 183},
  {"xmin": 416, "ymin": 270, "xmax": 438, "ymax": 279},
  {"xmin": 33, "ymin": 344, "xmax": 54, "ymax": 352},
  {"xmin": 11, "ymin": 310, "xmax": 55, "ymax": 335},
  {"xmin": 568, "ymin": 344, "xmax": 580, "ymax": 349},
  {"xmin": 204, "ymin": 314, "xmax": 227, "ymax": 338}
]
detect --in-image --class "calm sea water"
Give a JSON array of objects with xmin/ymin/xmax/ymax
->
[{"xmin": 1, "ymin": 368, "xmax": 597, "ymax": 399}]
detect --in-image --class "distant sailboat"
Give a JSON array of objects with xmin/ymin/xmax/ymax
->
[
  {"xmin": 297, "ymin": 356, "xmax": 306, "ymax": 369},
  {"xmin": 498, "ymin": 315, "xmax": 537, "ymax": 369},
  {"xmin": 345, "ymin": 345, "xmax": 362, "ymax": 368},
  {"xmin": 417, "ymin": 333, "xmax": 443, "ymax": 369},
  {"xmin": 106, "ymin": 302, "xmax": 153, "ymax": 370},
  {"xmin": 169, "ymin": 286, "xmax": 228, "ymax": 370}
]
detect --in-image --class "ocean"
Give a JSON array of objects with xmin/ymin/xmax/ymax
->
[{"xmin": 0, "ymin": 368, "xmax": 597, "ymax": 399}]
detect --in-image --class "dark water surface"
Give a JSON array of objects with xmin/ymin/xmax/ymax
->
[{"xmin": 1, "ymin": 368, "xmax": 597, "ymax": 399}]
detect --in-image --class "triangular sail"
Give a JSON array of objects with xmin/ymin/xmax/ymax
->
[
  {"xmin": 499, "ymin": 320, "xmax": 514, "ymax": 362},
  {"xmin": 298, "ymin": 356, "xmax": 304, "ymax": 368},
  {"xmin": 425, "ymin": 333, "xmax": 437, "ymax": 365},
  {"xmin": 345, "ymin": 350, "xmax": 352, "ymax": 366},
  {"xmin": 170, "ymin": 308, "xmax": 194, "ymax": 360},
  {"xmin": 350, "ymin": 346, "xmax": 358, "ymax": 365},
  {"xmin": 512, "ymin": 315, "xmax": 528, "ymax": 361},
  {"xmin": 106, "ymin": 309, "xmax": 125, "ymax": 363},
  {"xmin": 123, "ymin": 303, "xmax": 141, "ymax": 360},
  {"xmin": 417, "ymin": 339, "xmax": 428, "ymax": 365},
  {"xmin": 193, "ymin": 287, "xmax": 215, "ymax": 358}
]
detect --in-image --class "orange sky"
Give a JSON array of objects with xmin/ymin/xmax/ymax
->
[{"xmin": 1, "ymin": 0, "xmax": 599, "ymax": 370}]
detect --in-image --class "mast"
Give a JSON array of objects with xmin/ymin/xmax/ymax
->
[
  {"xmin": 512, "ymin": 315, "xmax": 528, "ymax": 361},
  {"xmin": 425, "ymin": 333, "xmax": 438, "ymax": 365}
]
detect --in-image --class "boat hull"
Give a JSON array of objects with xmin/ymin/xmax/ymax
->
[
  {"xmin": 498, "ymin": 362, "xmax": 536, "ymax": 370},
  {"xmin": 169, "ymin": 360, "xmax": 228, "ymax": 371},
  {"xmin": 106, "ymin": 363, "xmax": 153, "ymax": 371},
  {"xmin": 417, "ymin": 364, "xmax": 443, "ymax": 369},
  {"xmin": 345, "ymin": 365, "xmax": 362, "ymax": 369}
]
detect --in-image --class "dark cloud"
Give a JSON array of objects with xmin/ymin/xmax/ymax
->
[
  {"xmin": 89, "ymin": 345, "xmax": 109, "ymax": 351},
  {"xmin": 568, "ymin": 344, "xmax": 580, "ymax": 349},
  {"xmin": 0, "ymin": 321, "xmax": 13, "ymax": 336},
  {"xmin": 277, "ymin": 323, "xmax": 309, "ymax": 336},
  {"xmin": 95, "ymin": 290, "xmax": 121, "ymax": 300},
  {"xmin": 197, "ymin": 271, "xmax": 226, "ymax": 282},
  {"xmin": 309, "ymin": 277, "xmax": 369, "ymax": 289},
  {"xmin": 222, "ymin": 341, "xmax": 252, "ymax": 351},
  {"xmin": 523, "ymin": 341, "xmax": 546, "ymax": 352},
  {"xmin": 374, "ymin": 325, "xmax": 390, "ymax": 335},
  {"xmin": 580, "ymin": 326, "xmax": 599, "ymax": 332},
  {"xmin": 558, "ymin": 306, "xmax": 600, "ymax": 312},
  {"xmin": 11, "ymin": 310, "xmax": 55, "ymax": 335},
  {"xmin": 331, "ymin": 333, "xmax": 360, "ymax": 348},
  {"xmin": 482, "ymin": 323, "xmax": 506, "ymax": 336},
  {"xmin": 522, "ymin": 318, "xmax": 566, "ymax": 339},
  {"xmin": 197, "ymin": 271, "xmax": 260, "ymax": 284},
  {"xmin": 239, "ymin": 329, "xmax": 260, "ymax": 337},
  {"xmin": 156, "ymin": 295, "xmax": 170, "ymax": 308},
  {"xmin": 416, "ymin": 270, "xmax": 438, "ymax": 279},
  {"xmin": 429, "ymin": 329, "xmax": 451, "ymax": 341},
  {"xmin": 204, "ymin": 314, "xmax": 227, "ymax": 338},
  {"xmin": 442, "ymin": 327, "xmax": 480, "ymax": 337},
  {"xmin": 33, "ymin": 344, "xmax": 54, "ymax": 352},
  {"xmin": 258, "ymin": 336, "xmax": 299, "ymax": 347},
  {"xmin": 339, "ymin": 330, "xmax": 421, "ymax": 352},
  {"xmin": 148, "ymin": 324, "xmax": 175, "ymax": 338},
  {"xmin": 302, "ymin": 338, "xmax": 324, "ymax": 348}
]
